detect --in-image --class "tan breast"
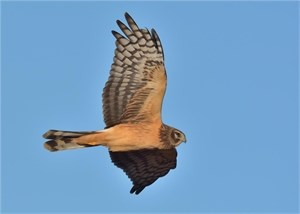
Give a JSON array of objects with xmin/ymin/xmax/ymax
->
[{"xmin": 104, "ymin": 122, "xmax": 164, "ymax": 151}]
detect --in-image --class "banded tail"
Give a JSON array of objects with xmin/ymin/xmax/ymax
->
[{"xmin": 43, "ymin": 130, "xmax": 99, "ymax": 152}]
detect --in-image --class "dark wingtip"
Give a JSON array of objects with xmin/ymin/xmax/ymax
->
[
  {"xmin": 124, "ymin": 12, "xmax": 139, "ymax": 30},
  {"xmin": 124, "ymin": 12, "xmax": 131, "ymax": 19},
  {"xmin": 130, "ymin": 187, "xmax": 135, "ymax": 194},
  {"xmin": 130, "ymin": 185, "xmax": 145, "ymax": 195},
  {"xmin": 116, "ymin": 19, "xmax": 122, "ymax": 25},
  {"xmin": 111, "ymin": 30, "xmax": 122, "ymax": 39},
  {"xmin": 151, "ymin": 28, "xmax": 164, "ymax": 59}
]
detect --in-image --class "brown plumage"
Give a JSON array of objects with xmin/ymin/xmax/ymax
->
[{"xmin": 43, "ymin": 12, "xmax": 186, "ymax": 194}]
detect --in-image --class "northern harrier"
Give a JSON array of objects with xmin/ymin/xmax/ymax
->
[{"xmin": 43, "ymin": 13, "xmax": 186, "ymax": 194}]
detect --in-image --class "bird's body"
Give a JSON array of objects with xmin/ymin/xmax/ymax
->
[
  {"xmin": 44, "ymin": 122, "xmax": 169, "ymax": 152},
  {"xmin": 43, "ymin": 12, "xmax": 186, "ymax": 194}
]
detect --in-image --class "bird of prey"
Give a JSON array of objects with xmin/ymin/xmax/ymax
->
[{"xmin": 43, "ymin": 12, "xmax": 186, "ymax": 195}]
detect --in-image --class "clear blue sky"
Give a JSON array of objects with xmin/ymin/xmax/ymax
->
[{"xmin": 1, "ymin": 1, "xmax": 298, "ymax": 213}]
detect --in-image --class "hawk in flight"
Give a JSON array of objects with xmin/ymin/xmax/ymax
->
[{"xmin": 43, "ymin": 13, "xmax": 186, "ymax": 194}]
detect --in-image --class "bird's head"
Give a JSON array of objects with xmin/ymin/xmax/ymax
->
[
  {"xmin": 166, "ymin": 127, "xmax": 186, "ymax": 147},
  {"xmin": 171, "ymin": 128, "xmax": 186, "ymax": 146},
  {"xmin": 161, "ymin": 124, "xmax": 187, "ymax": 147}
]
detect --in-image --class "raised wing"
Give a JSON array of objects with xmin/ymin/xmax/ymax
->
[
  {"xmin": 109, "ymin": 148, "xmax": 177, "ymax": 194},
  {"xmin": 102, "ymin": 13, "xmax": 166, "ymax": 128}
]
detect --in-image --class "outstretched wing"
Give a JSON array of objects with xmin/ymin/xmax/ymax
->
[
  {"xmin": 109, "ymin": 148, "xmax": 177, "ymax": 194},
  {"xmin": 102, "ymin": 13, "xmax": 166, "ymax": 128}
]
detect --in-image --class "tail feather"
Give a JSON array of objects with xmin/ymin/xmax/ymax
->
[
  {"xmin": 43, "ymin": 130, "xmax": 95, "ymax": 139},
  {"xmin": 43, "ymin": 130, "xmax": 97, "ymax": 152}
]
